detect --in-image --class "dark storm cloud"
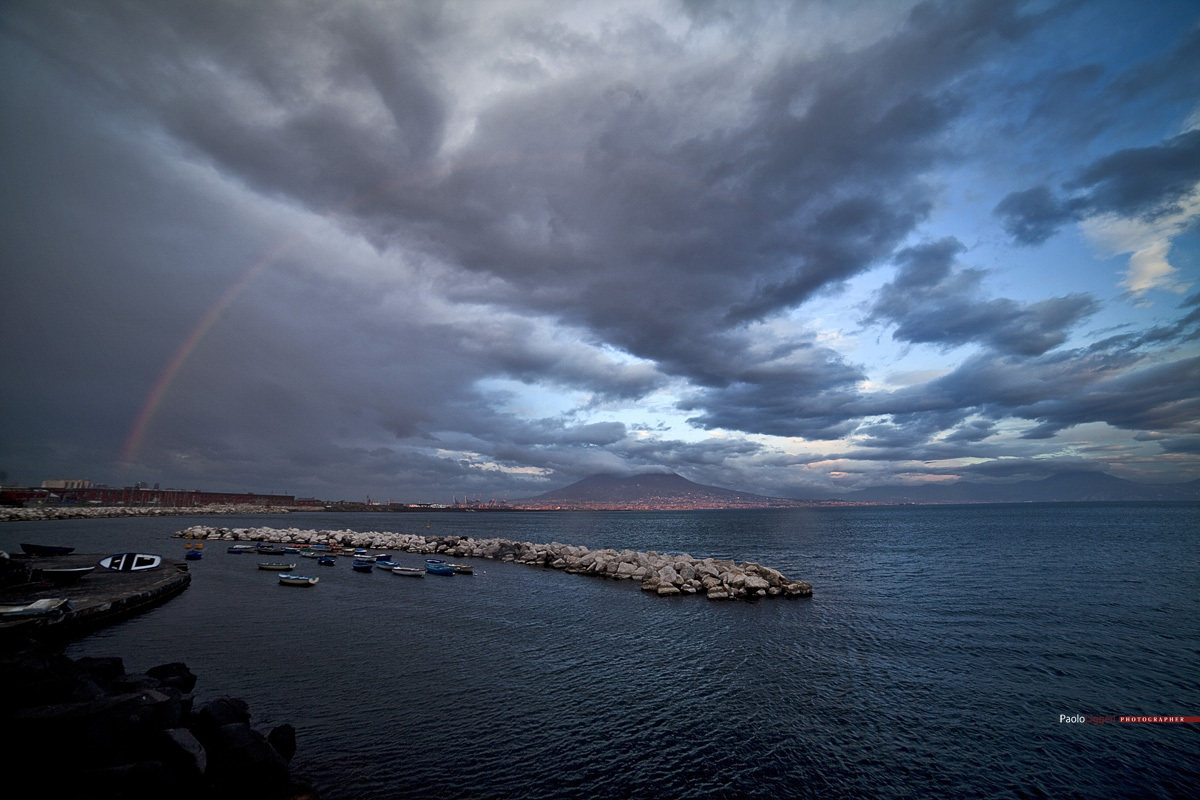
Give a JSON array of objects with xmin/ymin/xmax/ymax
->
[
  {"xmin": 8, "ymin": 0, "xmax": 1049, "ymax": 397},
  {"xmin": 997, "ymin": 129, "xmax": 1200, "ymax": 245},
  {"xmin": 866, "ymin": 238, "xmax": 1099, "ymax": 355},
  {"xmin": 3, "ymin": 0, "xmax": 1197, "ymax": 499}
]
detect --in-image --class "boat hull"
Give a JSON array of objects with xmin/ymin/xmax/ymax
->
[
  {"xmin": 39, "ymin": 566, "xmax": 96, "ymax": 584},
  {"xmin": 21, "ymin": 543, "xmax": 75, "ymax": 557}
]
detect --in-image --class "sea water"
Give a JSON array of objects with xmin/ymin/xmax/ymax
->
[{"xmin": 3, "ymin": 503, "xmax": 1198, "ymax": 799}]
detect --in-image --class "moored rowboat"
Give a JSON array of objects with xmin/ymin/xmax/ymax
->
[
  {"xmin": 257, "ymin": 562, "xmax": 297, "ymax": 571},
  {"xmin": 278, "ymin": 573, "xmax": 319, "ymax": 586},
  {"xmin": 392, "ymin": 566, "xmax": 425, "ymax": 577}
]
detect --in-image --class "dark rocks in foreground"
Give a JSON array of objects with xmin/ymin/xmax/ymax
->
[{"xmin": 0, "ymin": 642, "xmax": 318, "ymax": 800}]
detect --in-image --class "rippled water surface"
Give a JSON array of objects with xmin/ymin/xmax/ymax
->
[{"xmin": 4, "ymin": 503, "xmax": 1199, "ymax": 799}]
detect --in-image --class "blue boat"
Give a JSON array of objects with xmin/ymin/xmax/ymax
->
[
  {"xmin": 185, "ymin": 550, "xmax": 203, "ymax": 560},
  {"xmin": 352, "ymin": 561, "xmax": 375, "ymax": 573},
  {"xmin": 425, "ymin": 562, "xmax": 455, "ymax": 576},
  {"xmin": 375, "ymin": 559, "xmax": 399, "ymax": 568},
  {"xmin": 317, "ymin": 556, "xmax": 336, "ymax": 566}
]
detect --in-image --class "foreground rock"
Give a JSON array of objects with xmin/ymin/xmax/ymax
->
[
  {"xmin": 176, "ymin": 525, "xmax": 814, "ymax": 601},
  {"xmin": 0, "ymin": 642, "xmax": 318, "ymax": 799}
]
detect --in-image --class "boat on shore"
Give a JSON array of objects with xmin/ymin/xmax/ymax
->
[
  {"xmin": 20, "ymin": 543, "xmax": 75, "ymax": 557},
  {"xmin": 39, "ymin": 565, "xmax": 96, "ymax": 584},
  {"xmin": 278, "ymin": 573, "xmax": 319, "ymax": 586},
  {"xmin": 0, "ymin": 597, "xmax": 73, "ymax": 618},
  {"xmin": 257, "ymin": 562, "xmax": 296, "ymax": 571},
  {"xmin": 98, "ymin": 553, "xmax": 162, "ymax": 572}
]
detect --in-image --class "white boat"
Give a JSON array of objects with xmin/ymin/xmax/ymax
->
[
  {"xmin": 392, "ymin": 566, "xmax": 425, "ymax": 577},
  {"xmin": 278, "ymin": 573, "xmax": 319, "ymax": 586},
  {"xmin": 447, "ymin": 563, "xmax": 474, "ymax": 574},
  {"xmin": 257, "ymin": 562, "xmax": 297, "ymax": 571},
  {"xmin": 0, "ymin": 598, "xmax": 73, "ymax": 618},
  {"xmin": 39, "ymin": 565, "xmax": 96, "ymax": 584},
  {"xmin": 97, "ymin": 553, "xmax": 163, "ymax": 572}
]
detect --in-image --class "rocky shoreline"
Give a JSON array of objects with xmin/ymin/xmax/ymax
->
[
  {"xmin": 0, "ymin": 505, "xmax": 302, "ymax": 522},
  {"xmin": 0, "ymin": 642, "xmax": 318, "ymax": 799},
  {"xmin": 176, "ymin": 525, "xmax": 814, "ymax": 600}
]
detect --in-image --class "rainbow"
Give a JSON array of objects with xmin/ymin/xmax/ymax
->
[{"xmin": 119, "ymin": 241, "xmax": 287, "ymax": 467}]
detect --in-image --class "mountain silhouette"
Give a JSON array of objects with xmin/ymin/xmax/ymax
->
[{"xmin": 519, "ymin": 469, "xmax": 1199, "ymax": 509}]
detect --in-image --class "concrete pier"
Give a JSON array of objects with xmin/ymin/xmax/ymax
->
[{"xmin": 0, "ymin": 553, "xmax": 191, "ymax": 643}]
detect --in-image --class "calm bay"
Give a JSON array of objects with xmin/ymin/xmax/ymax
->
[{"xmin": 3, "ymin": 502, "xmax": 1198, "ymax": 799}]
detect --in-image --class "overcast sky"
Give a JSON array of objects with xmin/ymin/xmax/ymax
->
[{"xmin": 2, "ymin": 0, "xmax": 1198, "ymax": 502}]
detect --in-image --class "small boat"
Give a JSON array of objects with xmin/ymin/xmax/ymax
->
[
  {"xmin": 39, "ymin": 565, "xmax": 95, "ymax": 584},
  {"xmin": 227, "ymin": 545, "xmax": 258, "ymax": 554},
  {"xmin": 352, "ymin": 561, "xmax": 375, "ymax": 573},
  {"xmin": 185, "ymin": 550, "xmax": 203, "ymax": 560},
  {"xmin": 299, "ymin": 550, "xmax": 319, "ymax": 558},
  {"xmin": 284, "ymin": 547, "xmax": 300, "ymax": 554},
  {"xmin": 425, "ymin": 562, "xmax": 456, "ymax": 576},
  {"xmin": 98, "ymin": 553, "xmax": 163, "ymax": 572},
  {"xmin": 20, "ymin": 543, "xmax": 75, "ymax": 557},
  {"xmin": 257, "ymin": 546, "xmax": 287, "ymax": 555},
  {"xmin": 0, "ymin": 597, "xmax": 73, "ymax": 618},
  {"xmin": 317, "ymin": 556, "xmax": 336, "ymax": 566},
  {"xmin": 257, "ymin": 562, "xmax": 297, "ymax": 571},
  {"xmin": 372, "ymin": 553, "xmax": 391, "ymax": 562},
  {"xmin": 375, "ymin": 559, "xmax": 399, "ymax": 568},
  {"xmin": 447, "ymin": 563, "xmax": 474, "ymax": 574},
  {"xmin": 392, "ymin": 566, "xmax": 425, "ymax": 577},
  {"xmin": 278, "ymin": 573, "xmax": 319, "ymax": 586}
]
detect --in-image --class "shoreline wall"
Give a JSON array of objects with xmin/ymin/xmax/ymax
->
[{"xmin": 176, "ymin": 525, "xmax": 814, "ymax": 601}]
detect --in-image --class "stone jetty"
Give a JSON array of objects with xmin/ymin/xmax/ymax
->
[
  {"xmin": 0, "ymin": 643, "xmax": 318, "ymax": 799},
  {"xmin": 0, "ymin": 504, "xmax": 298, "ymax": 522},
  {"xmin": 176, "ymin": 525, "xmax": 814, "ymax": 600}
]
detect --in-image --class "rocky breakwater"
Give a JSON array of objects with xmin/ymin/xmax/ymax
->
[
  {"xmin": 0, "ymin": 642, "xmax": 317, "ymax": 799},
  {"xmin": 178, "ymin": 525, "xmax": 814, "ymax": 601},
  {"xmin": 1, "ymin": 504, "xmax": 298, "ymax": 522}
]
